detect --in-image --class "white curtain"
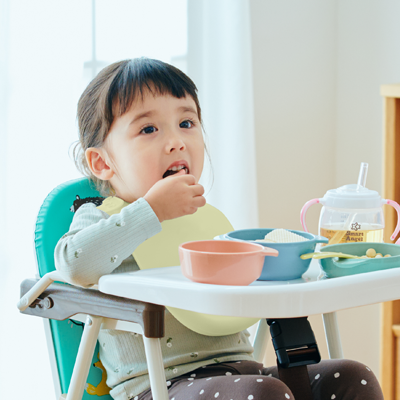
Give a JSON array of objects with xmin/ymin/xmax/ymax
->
[
  {"xmin": 1, "ymin": 0, "xmax": 257, "ymax": 396},
  {"xmin": 1, "ymin": 2, "xmax": 88, "ymax": 397},
  {"xmin": 187, "ymin": 0, "xmax": 259, "ymax": 230},
  {"xmin": 0, "ymin": 1, "xmax": 9, "ymax": 266},
  {"xmin": 0, "ymin": 1, "xmax": 187, "ymax": 397}
]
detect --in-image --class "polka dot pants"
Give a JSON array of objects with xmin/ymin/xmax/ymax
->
[{"xmin": 135, "ymin": 359, "xmax": 383, "ymax": 400}]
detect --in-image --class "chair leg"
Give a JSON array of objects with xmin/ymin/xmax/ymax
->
[
  {"xmin": 66, "ymin": 315, "xmax": 103, "ymax": 400},
  {"xmin": 322, "ymin": 312, "xmax": 344, "ymax": 359},
  {"xmin": 252, "ymin": 319, "xmax": 268, "ymax": 363},
  {"xmin": 143, "ymin": 336, "xmax": 169, "ymax": 400}
]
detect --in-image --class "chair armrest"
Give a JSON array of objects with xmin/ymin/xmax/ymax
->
[
  {"xmin": 17, "ymin": 271, "xmax": 62, "ymax": 311},
  {"xmin": 19, "ymin": 278, "xmax": 165, "ymax": 338}
]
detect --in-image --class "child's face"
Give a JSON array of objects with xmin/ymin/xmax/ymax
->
[{"xmin": 103, "ymin": 91, "xmax": 204, "ymax": 203}]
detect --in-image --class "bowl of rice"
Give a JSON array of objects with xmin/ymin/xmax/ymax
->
[{"xmin": 223, "ymin": 229, "xmax": 328, "ymax": 280}]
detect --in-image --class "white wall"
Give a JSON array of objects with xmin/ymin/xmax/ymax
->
[
  {"xmin": 251, "ymin": 0, "xmax": 337, "ymax": 234},
  {"xmin": 334, "ymin": 0, "xmax": 400, "ymax": 381},
  {"xmin": 250, "ymin": 0, "xmax": 400, "ymax": 381},
  {"xmin": 336, "ymin": 0, "xmax": 400, "ymax": 191}
]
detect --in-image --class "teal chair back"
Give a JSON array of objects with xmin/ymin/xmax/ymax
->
[{"xmin": 35, "ymin": 177, "xmax": 112, "ymax": 398}]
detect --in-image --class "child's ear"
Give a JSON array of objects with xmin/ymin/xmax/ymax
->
[{"xmin": 85, "ymin": 147, "xmax": 114, "ymax": 180}]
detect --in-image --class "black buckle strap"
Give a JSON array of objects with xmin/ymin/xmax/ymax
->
[
  {"xmin": 267, "ymin": 317, "xmax": 321, "ymax": 400},
  {"xmin": 278, "ymin": 364, "xmax": 313, "ymax": 400},
  {"xmin": 267, "ymin": 317, "xmax": 321, "ymax": 368}
]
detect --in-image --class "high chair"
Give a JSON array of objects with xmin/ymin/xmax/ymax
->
[
  {"xmin": 18, "ymin": 177, "xmax": 400, "ymax": 400},
  {"xmin": 18, "ymin": 178, "xmax": 170, "ymax": 400},
  {"xmin": 18, "ymin": 177, "xmax": 277, "ymax": 400}
]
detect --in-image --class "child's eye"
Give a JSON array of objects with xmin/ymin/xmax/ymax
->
[
  {"xmin": 180, "ymin": 120, "xmax": 194, "ymax": 129},
  {"xmin": 140, "ymin": 125, "xmax": 157, "ymax": 135}
]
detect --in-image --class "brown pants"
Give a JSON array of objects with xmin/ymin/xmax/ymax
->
[{"xmin": 136, "ymin": 359, "xmax": 383, "ymax": 400}]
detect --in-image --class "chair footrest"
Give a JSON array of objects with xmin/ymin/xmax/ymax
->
[{"xmin": 20, "ymin": 278, "xmax": 165, "ymax": 338}]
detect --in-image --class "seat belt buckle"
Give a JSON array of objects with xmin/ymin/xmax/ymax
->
[{"xmin": 267, "ymin": 317, "xmax": 321, "ymax": 369}]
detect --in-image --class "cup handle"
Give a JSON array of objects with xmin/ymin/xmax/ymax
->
[
  {"xmin": 261, "ymin": 247, "xmax": 279, "ymax": 257},
  {"xmin": 383, "ymin": 199, "xmax": 400, "ymax": 242},
  {"xmin": 300, "ymin": 199, "xmax": 320, "ymax": 232}
]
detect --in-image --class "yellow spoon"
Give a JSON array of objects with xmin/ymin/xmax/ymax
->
[{"xmin": 300, "ymin": 252, "xmax": 363, "ymax": 260}]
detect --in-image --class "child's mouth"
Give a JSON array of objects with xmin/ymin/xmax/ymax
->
[{"xmin": 162, "ymin": 165, "xmax": 189, "ymax": 178}]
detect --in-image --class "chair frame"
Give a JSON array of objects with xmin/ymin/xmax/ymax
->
[{"xmin": 19, "ymin": 271, "xmax": 269, "ymax": 400}]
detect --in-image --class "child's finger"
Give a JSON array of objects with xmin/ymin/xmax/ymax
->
[
  {"xmin": 173, "ymin": 173, "xmax": 196, "ymax": 185},
  {"xmin": 191, "ymin": 184, "xmax": 205, "ymax": 196},
  {"xmin": 193, "ymin": 195, "xmax": 206, "ymax": 208},
  {"xmin": 164, "ymin": 169, "xmax": 186, "ymax": 179}
]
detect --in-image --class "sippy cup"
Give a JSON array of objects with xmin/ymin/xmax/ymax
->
[{"xmin": 300, "ymin": 163, "xmax": 400, "ymax": 245}]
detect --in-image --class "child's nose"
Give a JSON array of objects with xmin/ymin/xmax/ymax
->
[{"xmin": 165, "ymin": 130, "xmax": 186, "ymax": 153}]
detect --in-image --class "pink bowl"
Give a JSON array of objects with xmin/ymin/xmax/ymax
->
[{"xmin": 179, "ymin": 240, "xmax": 279, "ymax": 285}]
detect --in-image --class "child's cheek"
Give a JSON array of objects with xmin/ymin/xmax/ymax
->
[{"xmin": 145, "ymin": 165, "xmax": 163, "ymax": 187}]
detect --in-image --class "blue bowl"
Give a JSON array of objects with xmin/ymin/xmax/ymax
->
[{"xmin": 224, "ymin": 229, "xmax": 328, "ymax": 280}]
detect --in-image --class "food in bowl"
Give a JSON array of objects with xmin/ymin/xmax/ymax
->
[
  {"xmin": 363, "ymin": 248, "xmax": 391, "ymax": 258},
  {"xmin": 179, "ymin": 240, "xmax": 278, "ymax": 285},
  {"xmin": 256, "ymin": 228, "xmax": 309, "ymax": 243},
  {"xmin": 319, "ymin": 242, "xmax": 400, "ymax": 278},
  {"xmin": 225, "ymin": 228, "xmax": 328, "ymax": 280}
]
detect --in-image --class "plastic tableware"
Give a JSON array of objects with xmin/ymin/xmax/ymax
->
[
  {"xmin": 301, "ymin": 162, "xmax": 400, "ymax": 245},
  {"xmin": 224, "ymin": 229, "xmax": 328, "ymax": 280},
  {"xmin": 300, "ymin": 252, "xmax": 362, "ymax": 260},
  {"xmin": 318, "ymin": 242, "xmax": 400, "ymax": 278},
  {"xmin": 179, "ymin": 240, "xmax": 278, "ymax": 285}
]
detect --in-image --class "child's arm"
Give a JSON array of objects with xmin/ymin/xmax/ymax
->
[{"xmin": 54, "ymin": 197, "xmax": 161, "ymax": 287}]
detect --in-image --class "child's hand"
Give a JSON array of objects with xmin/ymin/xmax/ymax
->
[{"xmin": 144, "ymin": 169, "xmax": 206, "ymax": 223}]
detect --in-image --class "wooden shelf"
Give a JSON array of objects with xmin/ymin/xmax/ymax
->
[
  {"xmin": 381, "ymin": 83, "xmax": 400, "ymax": 400},
  {"xmin": 381, "ymin": 84, "xmax": 400, "ymax": 98}
]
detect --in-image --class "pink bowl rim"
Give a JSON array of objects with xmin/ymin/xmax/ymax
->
[{"xmin": 179, "ymin": 240, "xmax": 265, "ymax": 255}]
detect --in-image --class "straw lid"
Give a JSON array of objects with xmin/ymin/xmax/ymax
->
[{"xmin": 320, "ymin": 184, "xmax": 382, "ymax": 209}]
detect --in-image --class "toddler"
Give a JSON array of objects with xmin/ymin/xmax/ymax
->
[{"xmin": 55, "ymin": 58, "xmax": 383, "ymax": 400}]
